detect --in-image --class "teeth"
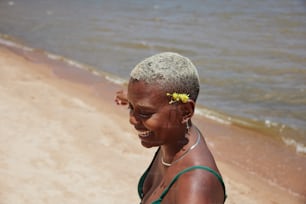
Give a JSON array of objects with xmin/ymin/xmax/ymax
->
[{"xmin": 138, "ymin": 130, "xmax": 151, "ymax": 138}]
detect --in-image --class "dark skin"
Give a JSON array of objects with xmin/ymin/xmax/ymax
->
[{"xmin": 115, "ymin": 80, "xmax": 225, "ymax": 204}]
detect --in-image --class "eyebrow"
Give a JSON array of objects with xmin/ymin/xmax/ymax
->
[{"xmin": 131, "ymin": 103, "xmax": 156, "ymax": 111}]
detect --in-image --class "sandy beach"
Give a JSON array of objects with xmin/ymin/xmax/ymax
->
[{"xmin": 0, "ymin": 44, "xmax": 305, "ymax": 204}]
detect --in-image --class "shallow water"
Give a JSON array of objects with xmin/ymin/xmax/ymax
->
[{"xmin": 0, "ymin": 0, "xmax": 305, "ymax": 152}]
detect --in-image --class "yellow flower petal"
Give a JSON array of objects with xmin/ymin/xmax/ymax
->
[{"xmin": 180, "ymin": 94, "xmax": 189, "ymax": 103}]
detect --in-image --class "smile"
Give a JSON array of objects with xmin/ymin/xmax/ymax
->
[{"xmin": 137, "ymin": 130, "xmax": 151, "ymax": 138}]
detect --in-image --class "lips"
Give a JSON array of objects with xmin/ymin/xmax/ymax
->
[{"xmin": 137, "ymin": 130, "xmax": 151, "ymax": 138}]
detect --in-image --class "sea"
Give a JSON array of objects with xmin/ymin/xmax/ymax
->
[{"xmin": 0, "ymin": 0, "xmax": 306, "ymax": 154}]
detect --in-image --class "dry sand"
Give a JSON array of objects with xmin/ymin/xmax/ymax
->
[{"xmin": 0, "ymin": 45, "xmax": 305, "ymax": 204}]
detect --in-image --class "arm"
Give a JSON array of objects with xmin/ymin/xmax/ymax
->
[{"xmin": 174, "ymin": 169, "xmax": 225, "ymax": 204}]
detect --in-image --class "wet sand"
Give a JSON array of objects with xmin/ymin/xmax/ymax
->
[{"xmin": 0, "ymin": 45, "xmax": 305, "ymax": 204}]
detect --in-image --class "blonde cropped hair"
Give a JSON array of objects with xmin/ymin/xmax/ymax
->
[{"xmin": 130, "ymin": 52, "xmax": 200, "ymax": 102}]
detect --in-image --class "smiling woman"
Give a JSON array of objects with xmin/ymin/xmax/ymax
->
[{"xmin": 115, "ymin": 52, "xmax": 226, "ymax": 204}]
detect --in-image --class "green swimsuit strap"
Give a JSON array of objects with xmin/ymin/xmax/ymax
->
[
  {"xmin": 138, "ymin": 148, "xmax": 161, "ymax": 198},
  {"xmin": 152, "ymin": 165, "xmax": 226, "ymax": 204}
]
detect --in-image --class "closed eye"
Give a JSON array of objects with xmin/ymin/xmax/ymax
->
[
  {"xmin": 128, "ymin": 104, "xmax": 154, "ymax": 119},
  {"xmin": 137, "ymin": 112, "xmax": 153, "ymax": 119}
]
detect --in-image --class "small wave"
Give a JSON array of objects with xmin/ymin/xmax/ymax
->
[
  {"xmin": 105, "ymin": 75, "xmax": 127, "ymax": 85},
  {"xmin": 282, "ymin": 137, "xmax": 306, "ymax": 154},
  {"xmin": 195, "ymin": 105, "xmax": 306, "ymax": 155},
  {"xmin": 45, "ymin": 52, "xmax": 90, "ymax": 71},
  {"xmin": 46, "ymin": 53, "xmax": 62, "ymax": 60},
  {"xmin": 46, "ymin": 51, "xmax": 128, "ymax": 85},
  {"xmin": 264, "ymin": 119, "xmax": 279, "ymax": 128},
  {"xmin": 0, "ymin": 34, "xmax": 33, "ymax": 51},
  {"xmin": 45, "ymin": 53, "xmax": 104, "ymax": 77},
  {"xmin": 0, "ymin": 33, "xmax": 126, "ymax": 86},
  {"xmin": 195, "ymin": 107, "xmax": 232, "ymax": 125}
]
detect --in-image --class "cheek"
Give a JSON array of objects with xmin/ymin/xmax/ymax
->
[
  {"xmin": 144, "ymin": 111, "xmax": 181, "ymax": 130},
  {"xmin": 142, "ymin": 117, "xmax": 163, "ymax": 130}
]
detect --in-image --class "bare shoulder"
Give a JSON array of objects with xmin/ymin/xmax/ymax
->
[{"xmin": 172, "ymin": 166, "xmax": 225, "ymax": 204}]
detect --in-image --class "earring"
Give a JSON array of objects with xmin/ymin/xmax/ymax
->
[{"xmin": 186, "ymin": 121, "xmax": 190, "ymax": 135}]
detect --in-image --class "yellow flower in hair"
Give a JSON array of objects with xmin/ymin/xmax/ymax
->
[
  {"xmin": 166, "ymin": 92, "xmax": 190, "ymax": 104},
  {"xmin": 179, "ymin": 94, "xmax": 189, "ymax": 103}
]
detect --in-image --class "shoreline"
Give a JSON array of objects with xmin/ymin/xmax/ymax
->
[
  {"xmin": 1, "ymin": 33, "xmax": 305, "ymax": 156},
  {"xmin": 0, "ymin": 44, "xmax": 305, "ymax": 203}
]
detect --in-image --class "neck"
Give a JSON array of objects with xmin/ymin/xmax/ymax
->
[
  {"xmin": 161, "ymin": 124, "xmax": 196, "ymax": 165},
  {"xmin": 161, "ymin": 139, "xmax": 187, "ymax": 163}
]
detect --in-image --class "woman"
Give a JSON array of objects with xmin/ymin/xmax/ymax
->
[{"xmin": 115, "ymin": 52, "xmax": 226, "ymax": 204}]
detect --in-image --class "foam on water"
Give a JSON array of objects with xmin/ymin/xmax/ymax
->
[
  {"xmin": 195, "ymin": 108, "xmax": 232, "ymax": 125},
  {"xmin": 195, "ymin": 102, "xmax": 306, "ymax": 155},
  {"xmin": 0, "ymin": 34, "xmax": 33, "ymax": 52},
  {"xmin": 282, "ymin": 137, "xmax": 306, "ymax": 154},
  {"xmin": 0, "ymin": 34, "xmax": 110, "ymax": 81}
]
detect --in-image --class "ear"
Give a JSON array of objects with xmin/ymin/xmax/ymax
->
[{"xmin": 179, "ymin": 100, "xmax": 195, "ymax": 124}]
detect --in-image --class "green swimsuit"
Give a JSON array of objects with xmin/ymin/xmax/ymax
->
[{"xmin": 138, "ymin": 149, "xmax": 227, "ymax": 204}]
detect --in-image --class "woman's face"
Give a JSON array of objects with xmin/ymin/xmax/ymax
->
[{"xmin": 127, "ymin": 80, "xmax": 185, "ymax": 148}]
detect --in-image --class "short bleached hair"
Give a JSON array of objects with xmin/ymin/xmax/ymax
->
[{"xmin": 130, "ymin": 52, "xmax": 200, "ymax": 102}]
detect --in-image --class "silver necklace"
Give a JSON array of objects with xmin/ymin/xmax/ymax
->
[{"xmin": 161, "ymin": 130, "xmax": 201, "ymax": 167}]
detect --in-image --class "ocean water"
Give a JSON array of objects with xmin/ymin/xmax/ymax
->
[{"xmin": 0, "ymin": 0, "xmax": 306, "ymax": 153}]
